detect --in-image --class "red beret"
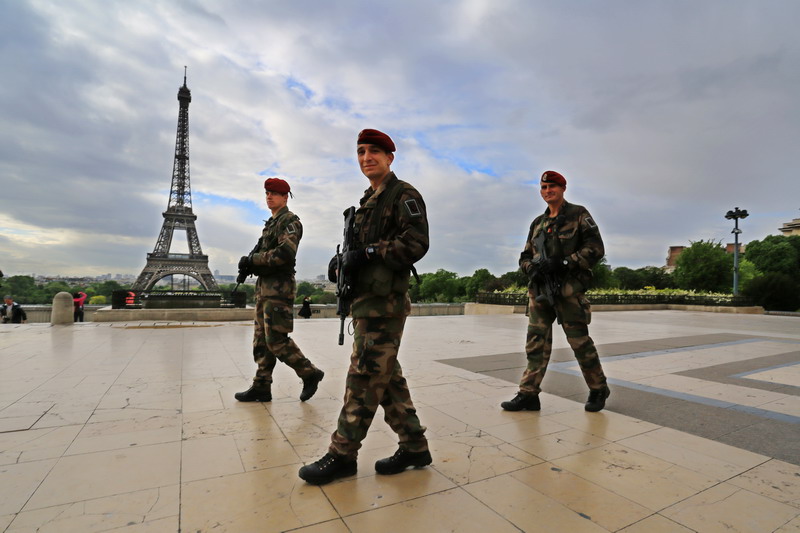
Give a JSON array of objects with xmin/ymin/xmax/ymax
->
[
  {"xmin": 264, "ymin": 178, "xmax": 290, "ymax": 193},
  {"xmin": 357, "ymin": 128, "xmax": 396, "ymax": 153},
  {"xmin": 541, "ymin": 170, "xmax": 566, "ymax": 187}
]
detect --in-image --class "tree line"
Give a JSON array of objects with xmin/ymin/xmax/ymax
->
[
  {"xmin": 0, "ymin": 278, "xmax": 130, "ymax": 305},
  {"xmin": 3, "ymin": 234, "xmax": 798, "ymax": 311}
]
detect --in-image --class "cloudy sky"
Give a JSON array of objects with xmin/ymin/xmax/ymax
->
[{"xmin": 2, "ymin": 0, "xmax": 798, "ymax": 282}]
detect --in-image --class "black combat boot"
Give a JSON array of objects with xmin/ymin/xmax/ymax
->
[
  {"xmin": 585, "ymin": 386, "xmax": 610, "ymax": 412},
  {"xmin": 299, "ymin": 369, "xmax": 325, "ymax": 402},
  {"xmin": 375, "ymin": 448, "xmax": 433, "ymax": 475},
  {"xmin": 500, "ymin": 393, "xmax": 541, "ymax": 411},
  {"xmin": 234, "ymin": 382, "xmax": 272, "ymax": 402},
  {"xmin": 298, "ymin": 453, "xmax": 357, "ymax": 485}
]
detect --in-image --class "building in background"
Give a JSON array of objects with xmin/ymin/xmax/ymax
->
[{"xmin": 778, "ymin": 214, "xmax": 800, "ymax": 236}]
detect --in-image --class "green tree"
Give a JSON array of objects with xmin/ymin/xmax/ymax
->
[
  {"xmin": 464, "ymin": 268, "xmax": 496, "ymax": 301},
  {"xmin": 673, "ymin": 240, "xmax": 733, "ymax": 292},
  {"xmin": 613, "ymin": 267, "xmax": 644, "ymax": 290},
  {"xmin": 2, "ymin": 275, "xmax": 38, "ymax": 302},
  {"xmin": 638, "ymin": 266, "xmax": 675, "ymax": 289},
  {"xmin": 743, "ymin": 272, "xmax": 800, "ymax": 312},
  {"xmin": 417, "ymin": 269, "xmax": 465, "ymax": 302},
  {"xmin": 296, "ymin": 281, "xmax": 317, "ymax": 299},
  {"xmin": 311, "ymin": 292, "xmax": 337, "ymax": 304},
  {"xmin": 737, "ymin": 259, "xmax": 760, "ymax": 293},
  {"xmin": 745, "ymin": 235, "xmax": 800, "ymax": 277},
  {"xmin": 591, "ymin": 258, "xmax": 617, "ymax": 289},
  {"xmin": 497, "ymin": 269, "xmax": 527, "ymax": 290},
  {"xmin": 90, "ymin": 280, "xmax": 127, "ymax": 297},
  {"xmin": 220, "ymin": 282, "xmax": 257, "ymax": 304},
  {"xmin": 40, "ymin": 281, "xmax": 72, "ymax": 303}
]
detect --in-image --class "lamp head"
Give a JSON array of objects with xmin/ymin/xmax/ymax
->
[{"xmin": 725, "ymin": 207, "xmax": 749, "ymax": 220}]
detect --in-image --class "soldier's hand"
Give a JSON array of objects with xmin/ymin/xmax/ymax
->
[
  {"xmin": 328, "ymin": 255, "xmax": 340, "ymax": 283},
  {"xmin": 527, "ymin": 264, "xmax": 543, "ymax": 283},
  {"xmin": 341, "ymin": 249, "xmax": 368, "ymax": 276},
  {"xmin": 238, "ymin": 255, "xmax": 251, "ymax": 272},
  {"xmin": 537, "ymin": 256, "xmax": 563, "ymax": 275}
]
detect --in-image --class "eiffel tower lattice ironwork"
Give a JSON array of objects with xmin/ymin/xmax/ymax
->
[{"xmin": 132, "ymin": 69, "xmax": 219, "ymax": 292}]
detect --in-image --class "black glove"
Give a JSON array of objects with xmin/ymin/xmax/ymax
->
[
  {"xmin": 525, "ymin": 262, "xmax": 543, "ymax": 283},
  {"xmin": 537, "ymin": 256, "xmax": 564, "ymax": 275},
  {"xmin": 238, "ymin": 255, "xmax": 251, "ymax": 272},
  {"xmin": 328, "ymin": 255, "xmax": 340, "ymax": 283},
  {"xmin": 341, "ymin": 246, "xmax": 377, "ymax": 276}
]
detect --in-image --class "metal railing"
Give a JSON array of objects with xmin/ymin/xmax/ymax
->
[
  {"xmin": 476, "ymin": 292, "xmax": 754, "ymax": 307},
  {"xmin": 112, "ymin": 290, "xmax": 246, "ymax": 309},
  {"xmin": 475, "ymin": 292, "xmax": 528, "ymax": 306},
  {"xmin": 586, "ymin": 293, "xmax": 753, "ymax": 306}
]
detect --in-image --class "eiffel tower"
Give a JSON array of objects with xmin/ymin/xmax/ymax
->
[{"xmin": 132, "ymin": 69, "xmax": 218, "ymax": 292}]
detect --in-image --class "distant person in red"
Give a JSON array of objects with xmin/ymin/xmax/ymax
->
[
  {"xmin": 73, "ymin": 291, "xmax": 87, "ymax": 322},
  {"xmin": 125, "ymin": 292, "xmax": 135, "ymax": 306}
]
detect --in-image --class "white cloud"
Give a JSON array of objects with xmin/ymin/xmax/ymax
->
[{"xmin": 1, "ymin": 0, "xmax": 798, "ymax": 281}]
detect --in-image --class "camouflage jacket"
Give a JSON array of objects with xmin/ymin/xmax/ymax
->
[
  {"xmin": 519, "ymin": 200, "xmax": 604, "ymax": 292},
  {"xmin": 352, "ymin": 172, "xmax": 429, "ymax": 318},
  {"xmin": 251, "ymin": 206, "xmax": 301, "ymax": 284}
]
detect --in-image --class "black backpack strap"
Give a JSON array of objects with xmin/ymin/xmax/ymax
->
[
  {"xmin": 366, "ymin": 178, "xmax": 422, "ymax": 285},
  {"xmin": 366, "ymin": 177, "xmax": 405, "ymax": 245}
]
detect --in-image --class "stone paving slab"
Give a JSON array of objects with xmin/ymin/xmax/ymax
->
[
  {"xmin": 0, "ymin": 311, "xmax": 799, "ymax": 532},
  {"xmin": 440, "ymin": 317, "xmax": 800, "ymax": 466}
]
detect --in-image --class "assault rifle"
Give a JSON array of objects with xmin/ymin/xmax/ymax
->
[
  {"xmin": 532, "ymin": 215, "xmax": 565, "ymax": 324},
  {"xmin": 234, "ymin": 239, "xmax": 261, "ymax": 293},
  {"xmin": 336, "ymin": 207, "xmax": 357, "ymax": 345}
]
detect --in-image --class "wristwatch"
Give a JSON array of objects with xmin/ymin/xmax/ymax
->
[{"xmin": 365, "ymin": 246, "xmax": 377, "ymax": 259}]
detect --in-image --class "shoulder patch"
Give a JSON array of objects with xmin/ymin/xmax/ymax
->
[
  {"xmin": 404, "ymin": 198, "xmax": 422, "ymax": 217},
  {"xmin": 286, "ymin": 222, "xmax": 297, "ymax": 234},
  {"xmin": 585, "ymin": 217, "xmax": 597, "ymax": 229}
]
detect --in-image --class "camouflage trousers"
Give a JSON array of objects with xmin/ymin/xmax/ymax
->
[
  {"xmin": 519, "ymin": 290, "xmax": 607, "ymax": 395},
  {"xmin": 329, "ymin": 316, "xmax": 427, "ymax": 459},
  {"xmin": 251, "ymin": 289, "xmax": 317, "ymax": 384}
]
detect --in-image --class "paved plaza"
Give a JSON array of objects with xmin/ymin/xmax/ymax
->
[{"xmin": 1, "ymin": 310, "xmax": 799, "ymax": 532}]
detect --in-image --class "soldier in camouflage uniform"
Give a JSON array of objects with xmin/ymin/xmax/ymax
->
[
  {"xmin": 234, "ymin": 178, "xmax": 324, "ymax": 403},
  {"xmin": 299, "ymin": 129, "xmax": 431, "ymax": 485},
  {"xmin": 501, "ymin": 170, "xmax": 610, "ymax": 413}
]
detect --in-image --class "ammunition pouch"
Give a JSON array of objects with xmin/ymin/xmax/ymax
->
[
  {"xmin": 252, "ymin": 265, "xmax": 294, "ymax": 277},
  {"xmin": 355, "ymin": 261, "xmax": 410, "ymax": 297},
  {"xmin": 575, "ymin": 268, "xmax": 594, "ymax": 290}
]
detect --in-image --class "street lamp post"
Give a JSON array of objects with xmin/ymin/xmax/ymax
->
[{"xmin": 725, "ymin": 207, "xmax": 749, "ymax": 295}]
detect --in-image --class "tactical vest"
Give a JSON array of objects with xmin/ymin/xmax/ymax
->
[
  {"xmin": 353, "ymin": 177, "xmax": 411, "ymax": 300},
  {"xmin": 253, "ymin": 210, "xmax": 299, "ymax": 277}
]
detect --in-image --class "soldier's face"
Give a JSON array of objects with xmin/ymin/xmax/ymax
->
[
  {"xmin": 266, "ymin": 191, "xmax": 288, "ymax": 211},
  {"xmin": 540, "ymin": 182, "xmax": 565, "ymax": 204},
  {"xmin": 358, "ymin": 144, "xmax": 394, "ymax": 181}
]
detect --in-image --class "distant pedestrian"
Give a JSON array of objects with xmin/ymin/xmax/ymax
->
[
  {"xmin": 501, "ymin": 170, "xmax": 610, "ymax": 413},
  {"xmin": 73, "ymin": 291, "xmax": 87, "ymax": 322},
  {"xmin": 1, "ymin": 295, "xmax": 27, "ymax": 324},
  {"xmin": 298, "ymin": 296, "xmax": 312, "ymax": 319},
  {"xmin": 234, "ymin": 178, "xmax": 324, "ymax": 403}
]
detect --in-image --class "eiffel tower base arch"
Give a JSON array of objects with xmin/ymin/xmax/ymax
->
[{"xmin": 131, "ymin": 254, "xmax": 219, "ymax": 292}]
